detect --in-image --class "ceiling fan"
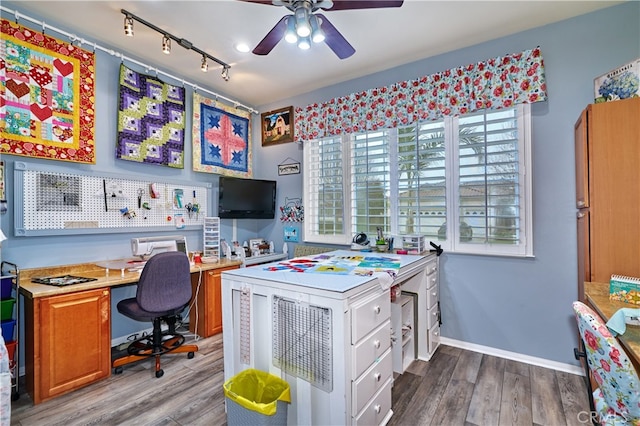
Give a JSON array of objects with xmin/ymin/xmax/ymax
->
[{"xmin": 241, "ymin": 0, "xmax": 404, "ymax": 59}]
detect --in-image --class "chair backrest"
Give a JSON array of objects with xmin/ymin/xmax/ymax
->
[
  {"xmin": 572, "ymin": 301, "xmax": 640, "ymax": 421},
  {"xmin": 136, "ymin": 251, "xmax": 192, "ymax": 313}
]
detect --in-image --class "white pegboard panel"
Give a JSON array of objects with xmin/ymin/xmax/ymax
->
[{"xmin": 14, "ymin": 162, "xmax": 210, "ymax": 236}]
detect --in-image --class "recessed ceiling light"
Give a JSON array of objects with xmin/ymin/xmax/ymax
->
[{"xmin": 235, "ymin": 43, "xmax": 250, "ymax": 53}]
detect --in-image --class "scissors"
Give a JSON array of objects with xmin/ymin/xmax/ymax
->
[{"xmin": 137, "ymin": 188, "xmax": 144, "ymax": 208}]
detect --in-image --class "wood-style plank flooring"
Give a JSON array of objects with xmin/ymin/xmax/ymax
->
[{"xmin": 11, "ymin": 333, "xmax": 590, "ymax": 425}]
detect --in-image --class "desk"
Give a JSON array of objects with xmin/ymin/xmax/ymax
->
[
  {"xmin": 584, "ymin": 281, "xmax": 640, "ymax": 372},
  {"xmin": 18, "ymin": 258, "xmax": 242, "ymax": 404}
]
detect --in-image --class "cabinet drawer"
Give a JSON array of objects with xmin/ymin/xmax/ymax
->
[
  {"xmin": 352, "ymin": 291, "xmax": 390, "ymax": 344},
  {"xmin": 426, "ymin": 260, "xmax": 438, "ymax": 276},
  {"xmin": 427, "ymin": 273, "xmax": 438, "ymax": 290},
  {"xmin": 428, "ymin": 325, "xmax": 440, "ymax": 355},
  {"xmin": 352, "ymin": 348, "xmax": 392, "ymax": 416},
  {"xmin": 353, "ymin": 320, "xmax": 391, "ymax": 379},
  {"xmin": 427, "ymin": 303, "xmax": 439, "ymax": 330},
  {"xmin": 426, "ymin": 285, "xmax": 439, "ymax": 309},
  {"xmin": 355, "ymin": 377, "xmax": 393, "ymax": 426}
]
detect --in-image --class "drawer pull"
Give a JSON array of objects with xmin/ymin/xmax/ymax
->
[
  {"xmin": 374, "ymin": 372, "xmax": 381, "ymax": 382},
  {"xmin": 373, "ymin": 339, "xmax": 381, "ymax": 349},
  {"xmin": 431, "ymin": 291, "xmax": 437, "ymax": 296},
  {"xmin": 374, "ymin": 404, "xmax": 381, "ymax": 414},
  {"xmin": 373, "ymin": 305, "xmax": 381, "ymax": 315}
]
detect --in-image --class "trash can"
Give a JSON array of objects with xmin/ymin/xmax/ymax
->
[{"xmin": 223, "ymin": 369, "xmax": 291, "ymax": 425}]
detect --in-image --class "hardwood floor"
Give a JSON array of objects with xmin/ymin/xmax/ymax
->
[{"xmin": 11, "ymin": 334, "xmax": 590, "ymax": 425}]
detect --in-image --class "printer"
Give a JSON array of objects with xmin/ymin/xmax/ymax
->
[{"xmin": 131, "ymin": 235, "xmax": 188, "ymax": 260}]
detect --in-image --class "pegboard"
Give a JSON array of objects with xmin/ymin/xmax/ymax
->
[{"xmin": 13, "ymin": 162, "xmax": 211, "ymax": 236}]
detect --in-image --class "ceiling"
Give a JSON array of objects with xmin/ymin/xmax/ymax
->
[{"xmin": 3, "ymin": 0, "xmax": 622, "ymax": 109}]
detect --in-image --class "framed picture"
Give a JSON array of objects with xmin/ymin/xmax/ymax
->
[{"xmin": 261, "ymin": 106, "xmax": 294, "ymax": 146}]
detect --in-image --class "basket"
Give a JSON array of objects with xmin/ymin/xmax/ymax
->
[{"xmin": 0, "ymin": 299, "xmax": 15, "ymax": 321}]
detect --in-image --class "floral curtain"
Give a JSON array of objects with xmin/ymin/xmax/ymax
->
[{"xmin": 294, "ymin": 47, "xmax": 546, "ymax": 141}]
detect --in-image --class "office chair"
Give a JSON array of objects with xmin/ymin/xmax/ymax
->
[
  {"xmin": 572, "ymin": 301, "xmax": 640, "ymax": 425},
  {"xmin": 112, "ymin": 251, "xmax": 198, "ymax": 378}
]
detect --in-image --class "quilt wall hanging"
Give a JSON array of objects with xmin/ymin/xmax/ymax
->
[
  {"xmin": 116, "ymin": 64, "xmax": 185, "ymax": 168},
  {"xmin": 0, "ymin": 19, "xmax": 96, "ymax": 163},
  {"xmin": 192, "ymin": 92, "xmax": 251, "ymax": 177}
]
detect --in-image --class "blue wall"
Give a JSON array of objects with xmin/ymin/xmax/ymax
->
[{"xmin": 2, "ymin": 2, "xmax": 639, "ymax": 365}]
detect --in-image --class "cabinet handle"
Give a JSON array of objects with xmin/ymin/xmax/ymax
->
[
  {"xmin": 373, "ymin": 305, "xmax": 381, "ymax": 315},
  {"xmin": 373, "ymin": 339, "xmax": 381, "ymax": 349},
  {"xmin": 577, "ymin": 212, "xmax": 585, "ymax": 219},
  {"xmin": 374, "ymin": 372, "xmax": 381, "ymax": 382},
  {"xmin": 374, "ymin": 404, "xmax": 381, "ymax": 414},
  {"xmin": 431, "ymin": 291, "xmax": 437, "ymax": 297},
  {"xmin": 577, "ymin": 200, "xmax": 586, "ymax": 208}
]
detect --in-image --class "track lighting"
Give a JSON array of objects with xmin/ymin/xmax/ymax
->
[
  {"xmin": 124, "ymin": 15, "xmax": 134, "ymax": 37},
  {"xmin": 201, "ymin": 55, "xmax": 208, "ymax": 72},
  {"xmin": 162, "ymin": 35, "xmax": 171, "ymax": 54},
  {"xmin": 121, "ymin": 9, "xmax": 230, "ymax": 81}
]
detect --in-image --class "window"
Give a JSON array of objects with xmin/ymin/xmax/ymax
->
[{"xmin": 303, "ymin": 104, "xmax": 532, "ymax": 257}]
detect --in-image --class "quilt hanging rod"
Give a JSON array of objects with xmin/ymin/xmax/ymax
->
[{"xmin": 0, "ymin": 6, "xmax": 258, "ymax": 114}]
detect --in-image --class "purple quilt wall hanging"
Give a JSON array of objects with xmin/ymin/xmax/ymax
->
[{"xmin": 116, "ymin": 65, "xmax": 185, "ymax": 168}]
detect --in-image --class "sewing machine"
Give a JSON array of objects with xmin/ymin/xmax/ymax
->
[{"xmin": 131, "ymin": 235, "xmax": 188, "ymax": 260}]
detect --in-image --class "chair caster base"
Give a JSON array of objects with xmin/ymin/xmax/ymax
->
[
  {"xmin": 156, "ymin": 369, "xmax": 164, "ymax": 378},
  {"xmin": 188, "ymin": 352, "xmax": 195, "ymax": 359},
  {"xmin": 114, "ymin": 366, "xmax": 123, "ymax": 375}
]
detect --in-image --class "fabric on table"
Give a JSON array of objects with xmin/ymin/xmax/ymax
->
[{"xmin": 606, "ymin": 307, "xmax": 640, "ymax": 336}]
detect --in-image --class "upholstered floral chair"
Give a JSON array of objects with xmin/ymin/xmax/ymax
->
[{"xmin": 572, "ymin": 301, "xmax": 640, "ymax": 425}]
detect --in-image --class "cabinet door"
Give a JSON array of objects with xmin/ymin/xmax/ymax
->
[
  {"xmin": 190, "ymin": 265, "xmax": 238, "ymax": 337},
  {"xmin": 589, "ymin": 98, "xmax": 640, "ymax": 282},
  {"xmin": 39, "ymin": 288, "xmax": 110, "ymax": 400},
  {"xmin": 208, "ymin": 266, "xmax": 239, "ymax": 336},
  {"xmin": 577, "ymin": 209, "xmax": 590, "ymax": 300}
]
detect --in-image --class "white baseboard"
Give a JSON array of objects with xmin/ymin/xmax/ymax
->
[{"xmin": 439, "ymin": 337, "xmax": 584, "ymax": 376}]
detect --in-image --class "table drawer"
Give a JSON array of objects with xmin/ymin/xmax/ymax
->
[
  {"xmin": 355, "ymin": 376, "xmax": 393, "ymax": 426},
  {"xmin": 352, "ymin": 291, "xmax": 391, "ymax": 343},
  {"xmin": 427, "ymin": 303, "xmax": 439, "ymax": 329},
  {"xmin": 353, "ymin": 320, "xmax": 391, "ymax": 379},
  {"xmin": 426, "ymin": 285, "xmax": 439, "ymax": 309},
  {"xmin": 427, "ymin": 273, "xmax": 438, "ymax": 290},
  {"xmin": 426, "ymin": 259, "xmax": 438, "ymax": 276},
  {"xmin": 352, "ymin": 348, "xmax": 392, "ymax": 416},
  {"xmin": 428, "ymin": 325, "xmax": 440, "ymax": 354}
]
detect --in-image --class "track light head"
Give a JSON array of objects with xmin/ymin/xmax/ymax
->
[
  {"xmin": 221, "ymin": 67, "xmax": 230, "ymax": 82},
  {"xmin": 201, "ymin": 55, "xmax": 208, "ymax": 72},
  {"xmin": 162, "ymin": 35, "xmax": 171, "ymax": 54},
  {"xmin": 124, "ymin": 15, "xmax": 134, "ymax": 37}
]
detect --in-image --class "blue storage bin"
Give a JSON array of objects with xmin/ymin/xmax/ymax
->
[
  {"xmin": 0, "ymin": 276, "xmax": 13, "ymax": 299},
  {"xmin": 1, "ymin": 319, "xmax": 16, "ymax": 341}
]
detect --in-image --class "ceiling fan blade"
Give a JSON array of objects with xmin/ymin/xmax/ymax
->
[
  {"xmin": 326, "ymin": 0, "xmax": 403, "ymax": 11},
  {"xmin": 252, "ymin": 15, "xmax": 289, "ymax": 55},
  {"xmin": 316, "ymin": 14, "xmax": 355, "ymax": 59}
]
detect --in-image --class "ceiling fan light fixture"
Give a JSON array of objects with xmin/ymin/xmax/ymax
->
[
  {"xmin": 162, "ymin": 35, "xmax": 171, "ymax": 54},
  {"xmin": 294, "ymin": 7, "xmax": 311, "ymax": 37},
  {"xmin": 298, "ymin": 36, "xmax": 311, "ymax": 50},
  {"xmin": 284, "ymin": 16, "xmax": 298, "ymax": 43},
  {"xmin": 309, "ymin": 15, "xmax": 325, "ymax": 43},
  {"xmin": 124, "ymin": 15, "xmax": 134, "ymax": 37}
]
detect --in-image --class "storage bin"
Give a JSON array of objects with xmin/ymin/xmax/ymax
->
[
  {"xmin": 0, "ymin": 320, "xmax": 15, "ymax": 341},
  {"xmin": 0, "ymin": 299, "xmax": 14, "ymax": 321},
  {"xmin": 4, "ymin": 340, "xmax": 16, "ymax": 368},
  {"xmin": 0, "ymin": 277, "xmax": 13, "ymax": 299},
  {"xmin": 223, "ymin": 369, "xmax": 290, "ymax": 425}
]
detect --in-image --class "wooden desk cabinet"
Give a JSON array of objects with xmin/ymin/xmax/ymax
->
[
  {"xmin": 190, "ymin": 265, "xmax": 239, "ymax": 338},
  {"xmin": 24, "ymin": 288, "xmax": 111, "ymax": 404}
]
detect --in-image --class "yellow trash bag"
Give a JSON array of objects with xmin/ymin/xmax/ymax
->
[{"xmin": 223, "ymin": 369, "xmax": 291, "ymax": 417}]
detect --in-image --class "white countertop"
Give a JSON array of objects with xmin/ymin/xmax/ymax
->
[{"xmin": 222, "ymin": 250, "xmax": 428, "ymax": 293}]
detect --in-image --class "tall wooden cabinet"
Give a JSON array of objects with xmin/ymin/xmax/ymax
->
[{"xmin": 575, "ymin": 97, "xmax": 640, "ymax": 299}]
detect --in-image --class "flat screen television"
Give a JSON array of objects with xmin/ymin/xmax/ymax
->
[{"xmin": 218, "ymin": 176, "xmax": 277, "ymax": 219}]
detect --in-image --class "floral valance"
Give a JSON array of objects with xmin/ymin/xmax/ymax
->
[{"xmin": 294, "ymin": 47, "xmax": 546, "ymax": 141}]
